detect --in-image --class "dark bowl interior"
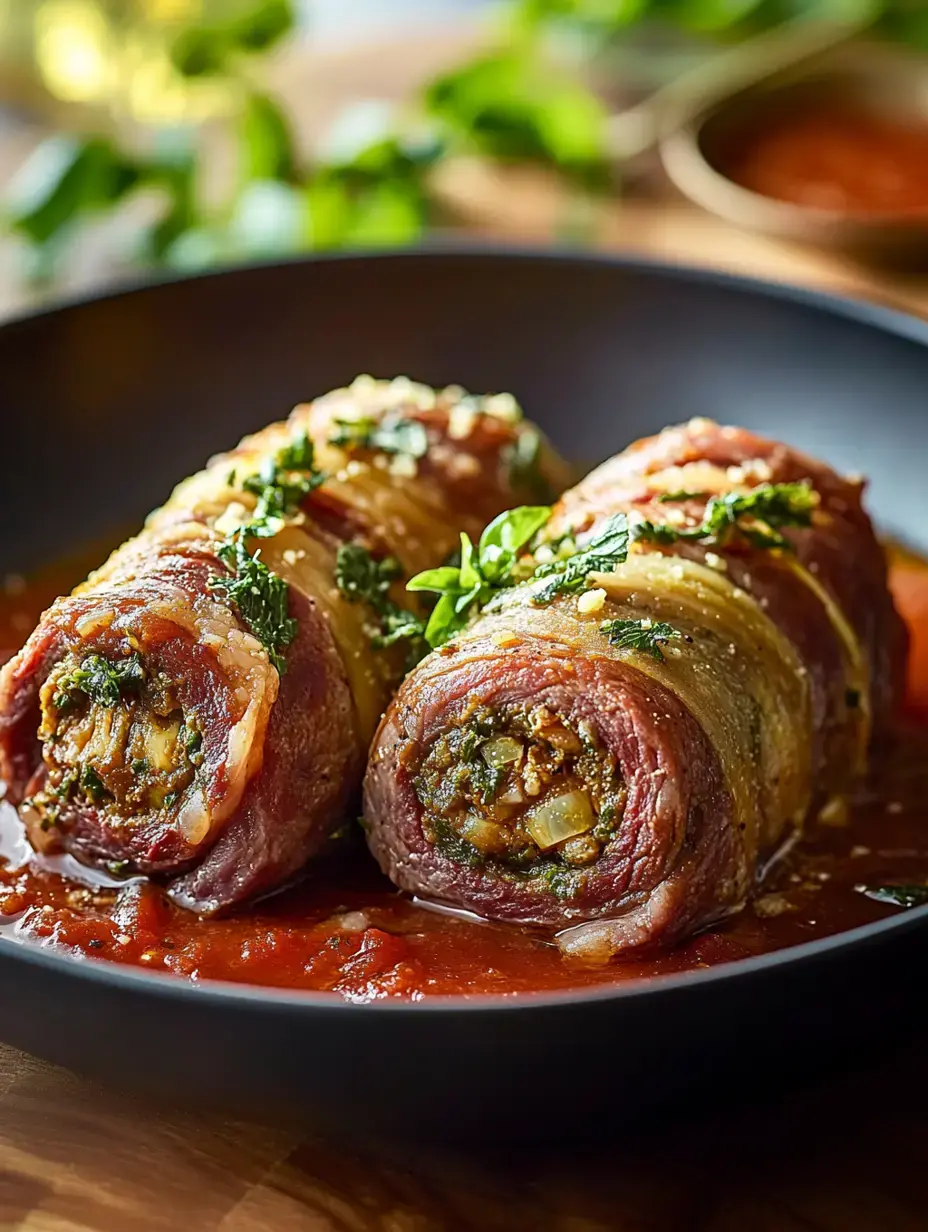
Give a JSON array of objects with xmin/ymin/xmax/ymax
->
[{"xmin": 2, "ymin": 248, "xmax": 928, "ymax": 1137}]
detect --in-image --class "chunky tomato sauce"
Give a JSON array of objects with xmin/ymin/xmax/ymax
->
[
  {"xmin": 2, "ymin": 550, "xmax": 928, "ymax": 1000},
  {"xmin": 720, "ymin": 104, "xmax": 928, "ymax": 215}
]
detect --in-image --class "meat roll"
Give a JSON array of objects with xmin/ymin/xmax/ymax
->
[
  {"xmin": 364, "ymin": 419, "xmax": 908, "ymax": 960},
  {"xmin": 0, "ymin": 376, "xmax": 568, "ymax": 913}
]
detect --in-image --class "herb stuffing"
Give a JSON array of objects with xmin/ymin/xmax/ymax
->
[
  {"xmin": 600, "ymin": 618, "xmax": 683, "ymax": 661},
  {"xmin": 408, "ymin": 505, "xmax": 551, "ymax": 647},
  {"xmin": 52, "ymin": 652, "xmax": 145, "ymax": 712}
]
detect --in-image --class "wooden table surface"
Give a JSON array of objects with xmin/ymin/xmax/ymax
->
[{"xmin": 3, "ymin": 24, "xmax": 928, "ymax": 1232}]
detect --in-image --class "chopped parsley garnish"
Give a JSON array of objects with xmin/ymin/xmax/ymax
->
[
  {"xmin": 212, "ymin": 535, "xmax": 297, "ymax": 674},
  {"xmin": 330, "ymin": 415, "xmax": 429, "ymax": 461},
  {"xmin": 600, "ymin": 618, "xmax": 683, "ymax": 661},
  {"xmin": 635, "ymin": 482, "xmax": 817, "ymax": 552},
  {"xmin": 52, "ymin": 652, "xmax": 145, "ymax": 712},
  {"xmin": 408, "ymin": 505, "xmax": 551, "ymax": 648},
  {"xmin": 857, "ymin": 884, "xmax": 928, "ymax": 909},
  {"xmin": 241, "ymin": 430, "xmax": 326, "ymax": 533},
  {"xmin": 531, "ymin": 513, "xmax": 629, "ymax": 604},
  {"xmin": 130, "ymin": 758, "xmax": 148, "ymax": 775},
  {"xmin": 335, "ymin": 543, "xmax": 426, "ymax": 666},
  {"xmin": 211, "ymin": 431, "xmax": 326, "ymax": 673}
]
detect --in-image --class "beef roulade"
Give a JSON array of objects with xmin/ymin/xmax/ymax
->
[
  {"xmin": 364, "ymin": 419, "xmax": 908, "ymax": 960},
  {"xmin": 0, "ymin": 376, "xmax": 568, "ymax": 913}
]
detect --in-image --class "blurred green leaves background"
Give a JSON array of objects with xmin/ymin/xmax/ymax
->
[{"xmin": 5, "ymin": 0, "xmax": 928, "ymax": 280}]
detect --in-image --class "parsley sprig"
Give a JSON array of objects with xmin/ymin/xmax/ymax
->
[
  {"xmin": 329, "ymin": 416, "xmax": 428, "ymax": 461},
  {"xmin": 240, "ymin": 430, "xmax": 326, "ymax": 534},
  {"xmin": 212, "ymin": 536, "xmax": 297, "ymax": 673},
  {"xmin": 52, "ymin": 652, "xmax": 146, "ymax": 712},
  {"xmin": 335, "ymin": 543, "xmax": 426, "ymax": 665},
  {"xmin": 635, "ymin": 482, "xmax": 817, "ymax": 552},
  {"xmin": 408, "ymin": 505, "xmax": 551, "ymax": 647},
  {"xmin": 531, "ymin": 513, "xmax": 629, "ymax": 603},
  {"xmin": 211, "ymin": 431, "xmax": 327, "ymax": 673},
  {"xmin": 600, "ymin": 618, "xmax": 682, "ymax": 661}
]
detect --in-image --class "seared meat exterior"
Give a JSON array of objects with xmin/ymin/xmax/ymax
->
[
  {"xmin": 364, "ymin": 419, "xmax": 907, "ymax": 961},
  {"xmin": 0, "ymin": 377, "xmax": 568, "ymax": 913}
]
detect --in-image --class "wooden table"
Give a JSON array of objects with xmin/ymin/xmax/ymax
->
[{"xmin": 3, "ymin": 25, "xmax": 928, "ymax": 1232}]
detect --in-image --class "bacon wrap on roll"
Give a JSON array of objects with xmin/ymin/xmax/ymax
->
[
  {"xmin": 0, "ymin": 377, "xmax": 568, "ymax": 913},
  {"xmin": 364, "ymin": 419, "xmax": 908, "ymax": 961}
]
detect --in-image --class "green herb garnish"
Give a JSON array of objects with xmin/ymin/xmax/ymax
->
[
  {"xmin": 635, "ymin": 482, "xmax": 817, "ymax": 552},
  {"xmin": 329, "ymin": 416, "xmax": 428, "ymax": 460},
  {"xmin": 130, "ymin": 758, "xmax": 148, "ymax": 775},
  {"xmin": 531, "ymin": 513, "xmax": 629, "ymax": 603},
  {"xmin": 241, "ymin": 429, "xmax": 326, "ymax": 532},
  {"xmin": 79, "ymin": 764, "xmax": 107, "ymax": 801},
  {"xmin": 408, "ymin": 505, "xmax": 551, "ymax": 647},
  {"xmin": 600, "ymin": 618, "xmax": 682, "ymax": 661},
  {"xmin": 657, "ymin": 490, "xmax": 708, "ymax": 503},
  {"xmin": 335, "ymin": 543, "xmax": 426, "ymax": 665},
  {"xmin": 211, "ymin": 430, "xmax": 326, "ymax": 672},
  {"xmin": 212, "ymin": 534, "xmax": 297, "ymax": 674},
  {"xmin": 53, "ymin": 652, "xmax": 145, "ymax": 712},
  {"xmin": 857, "ymin": 884, "xmax": 928, "ymax": 909}
]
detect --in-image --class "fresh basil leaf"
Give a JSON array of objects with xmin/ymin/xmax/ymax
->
[
  {"xmin": 479, "ymin": 505, "xmax": 551, "ymax": 560},
  {"xmin": 407, "ymin": 566, "xmax": 463, "ymax": 594}
]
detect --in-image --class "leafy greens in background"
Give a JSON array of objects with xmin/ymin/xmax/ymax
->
[{"xmin": 5, "ymin": 0, "xmax": 928, "ymax": 278}]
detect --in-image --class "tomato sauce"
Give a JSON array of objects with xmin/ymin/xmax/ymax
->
[
  {"xmin": 719, "ymin": 104, "xmax": 928, "ymax": 215},
  {"xmin": 3, "ymin": 550, "xmax": 928, "ymax": 1001}
]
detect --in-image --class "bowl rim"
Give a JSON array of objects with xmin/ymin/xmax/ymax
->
[
  {"xmin": 659, "ymin": 76, "xmax": 928, "ymax": 234},
  {"xmin": 2, "ymin": 242, "xmax": 927, "ymax": 1018}
]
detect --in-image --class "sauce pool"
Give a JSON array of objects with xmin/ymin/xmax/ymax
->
[
  {"xmin": 3, "ymin": 551, "xmax": 928, "ymax": 1001},
  {"xmin": 719, "ymin": 104, "xmax": 928, "ymax": 216}
]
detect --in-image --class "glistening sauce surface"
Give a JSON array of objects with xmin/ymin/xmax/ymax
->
[
  {"xmin": 719, "ymin": 104, "xmax": 928, "ymax": 215},
  {"xmin": 2, "ymin": 552, "xmax": 928, "ymax": 1001}
]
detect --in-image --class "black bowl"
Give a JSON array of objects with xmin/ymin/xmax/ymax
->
[{"xmin": 2, "ymin": 248, "xmax": 927, "ymax": 1137}]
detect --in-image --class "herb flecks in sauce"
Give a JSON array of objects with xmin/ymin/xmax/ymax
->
[{"xmin": 857, "ymin": 884, "xmax": 928, "ymax": 909}]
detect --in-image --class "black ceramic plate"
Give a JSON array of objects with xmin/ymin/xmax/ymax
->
[{"xmin": 2, "ymin": 248, "xmax": 928, "ymax": 1137}]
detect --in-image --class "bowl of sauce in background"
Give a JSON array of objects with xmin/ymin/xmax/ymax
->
[{"xmin": 660, "ymin": 42, "xmax": 928, "ymax": 262}]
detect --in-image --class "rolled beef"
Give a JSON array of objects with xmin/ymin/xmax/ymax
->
[
  {"xmin": 0, "ymin": 377, "xmax": 568, "ymax": 913},
  {"xmin": 364, "ymin": 419, "xmax": 907, "ymax": 960}
]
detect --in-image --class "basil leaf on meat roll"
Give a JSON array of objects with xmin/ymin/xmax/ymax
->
[{"xmin": 363, "ymin": 419, "xmax": 907, "ymax": 961}]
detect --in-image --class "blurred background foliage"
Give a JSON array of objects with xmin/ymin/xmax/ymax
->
[{"xmin": 4, "ymin": 0, "xmax": 928, "ymax": 280}]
